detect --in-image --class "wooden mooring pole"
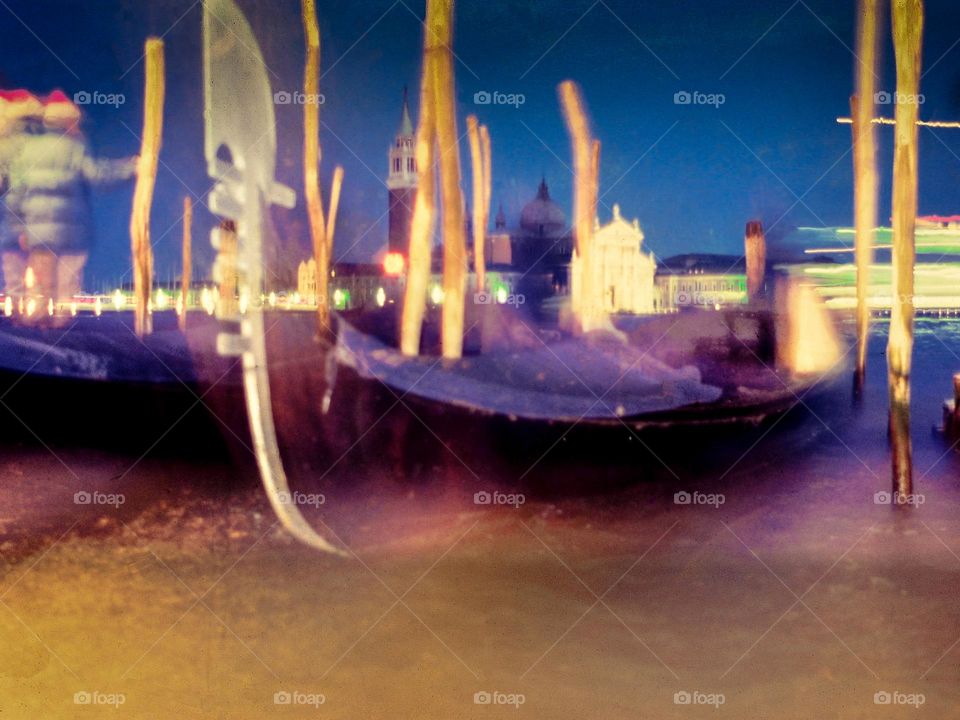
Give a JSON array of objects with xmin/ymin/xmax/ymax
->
[
  {"xmin": 852, "ymin": 0, "xmax": 880, "ymax": 396},
  {"xmin": 888, "ymin": 0, "xmax": 923, "ymax": 502}
]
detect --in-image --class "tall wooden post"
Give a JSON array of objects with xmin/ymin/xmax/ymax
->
[
  {"xmin": 852, "ymin": 0, "xmax": 880, "ymax": 394},
  {"xmin": 217, "ymin": 220, "xmax": 239, "ymax": 318},
  {"xmin": 401, "ymin": 0, "xmax": 439, "ymax": 357},
  {"xmin": 130, "ymin": 38, "xmax": 165, "ymax": 337},
  {"xmin": 179, "ymin": 196, "xmax": 192, "ymax": 331},
  {"xmin": 326, "ymin": 165, "xmax": 344, "ymax": 250},
  {"xmin": 888, "ymin": 0, "xmax": 923, "ymax": 501},
  {"xmin": 745, "ymin": 220, "xmax": 766, "ymax": 301},
  {"xmin": 560, "ymin": 81, "xmax": 603, "ymax": 335},
  {"xmin": 431, "ymin": 0, "xmax": 467, "ymax": 360},
  {"xmin": 480, "ymin": 124, "xmax": 492, "ymax": 292},
  {"xmin": 466, "ymin": 116, "xmax": 489, "ymax": 294},
  {"xmin": 302, "ymin": 0, "xmax": 330, "ymax": 331}
]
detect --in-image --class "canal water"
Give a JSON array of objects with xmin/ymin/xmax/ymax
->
[{"xmin": 1, "ymin": 317, "xmax": 960, "ymax": 718}]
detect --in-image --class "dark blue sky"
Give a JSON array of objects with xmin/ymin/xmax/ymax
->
[{"xmin": 2, "ymin": 0, "xmax": 960, "ymax": 287}]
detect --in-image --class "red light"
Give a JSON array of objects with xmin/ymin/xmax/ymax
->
[{"xmin": 383, "ymin": 252, "xmax": 405, "ymax": 277}]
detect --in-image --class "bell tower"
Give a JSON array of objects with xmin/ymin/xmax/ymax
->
[{"xmin": 388, "ymin": 87, "xmax": 417, "ymax": 254}]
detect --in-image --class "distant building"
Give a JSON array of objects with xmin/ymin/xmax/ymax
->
[
  {"xmin": 655, "ymin": 254, "xmax": 748, "ymax": 311},
  {"xmin": 387, "ymin": 88, "xmax": 417, "ymax": 255},
  {"xmin": 578, "ymin": 204, "xmax": 657, "ymax": 314}
]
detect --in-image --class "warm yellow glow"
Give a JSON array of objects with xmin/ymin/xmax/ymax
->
[
  {"xmin": 47, "ymin": 298, "xmax": 54, "ymax": 316},
  {"xmin": 26, "ymin": 298, "xmax": 36, "ymax": 317},
  {"xmin": 376, "ymin": 287, "xmax": 386, "ymax": 307},
  {"xmin": 268, "ymin": 291, "xmax": 277, "ymax": 308},
  {"xmin": 238, "ymin": 291, "xmax": 250, "ymax": 315},
  {"xmin": 175, "ymin": 294, "xmax": 184, "ymax": 316},
  {"xmin": 155, "ymin": 288, "xmax": 169, "ymax": 310},
  {"xmin": 430, "ymin": 285, "xmax": 444, "ymax": 305},
  {"xmin": 3, "ymin": 296, "xmax": 12, "ymax": 317},
  {"xmin": 201, "ymin": 287, "xmax": 216, "ymax": 315},
  {"xmin": 94, "ymin": 297, "xmax": 102, "ymax": 316},
  {"xmin": 112, "ymin": 289, "xmax": 125, "ymax": 311},
  {"xmin": 24, "ymin": 266, "xmax": 35, "ymax": 290},
  {"xmin": 70, "ymin": 302, "xmax": 78, "ymax": 317},
  {"xmin": 780, "ymin": 280, "xmax": 841, "ymax": 375},
  {"xmin": 383, "ymin": 252, "xmax": 405, "ymax": 277}
]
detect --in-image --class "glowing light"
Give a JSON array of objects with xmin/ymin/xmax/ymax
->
[
  {"xmin": 175, "ymin": 294, "xmax": 184, "ymax": 316},
  {"xmin": 780, "ymin": 280, "xmax": 840, "ymax": 375},
  {"xmin": 495, "ymin": 286, "xmax": 508, "ymax": 304},
  {"xmin": 376, "ymin": 287, "xmax": 386, "ymax": 307},
  {"xmin": 24, "ymin": 267, "xmax": 35, "ymax": 290},
  {"xmin": 25, "ymin": 298, "xmax": 36, "ymax": 317},
  {"xmin": 70, "ymin": 302, "xmax": 78, "ymax": 317},
  {"xmin": 112, "ymin": 289, "xmax": 124, "ymax": 311},
  {"xmin": 47, "ymin": 298, "xmax": 54, "ymax": 316},
  {"xmin": 333, "ymin": 288, "xmax": 349, "ymax": 310},
  {"xmin": 292, "ymin": 291, "xmax": 301, "ymax": 305},
  {"xmin": 94, "ymin": 297, "xmax": 102, "ymax": 316},
  {"xmin": 201, "ymin": 287, "xmax": 216, "ymax": 315},
  {"xmin": 430, "ymin": 285, "xmax": 444, "ymax": 305},
  {"xmin": 155, "ymin": 288, "xmax": 169, "ymax": 310},
  {"xmin": 383, "ymin": 252, "xmax": 405, "ymax": 277},
  {"xmin": 268, "ymin": 291, "xmax": 277, "ymax": 308},
  {"xmin": 239, "ymin": 291, "xmax": 250, "ymax": 315},
  {"xmin": 3, "ymin": 297, "xmax": 12, "ymax": 317}
]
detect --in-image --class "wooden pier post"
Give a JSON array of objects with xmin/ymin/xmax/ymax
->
[
  {"xmin": 400, "ymin": 0, "xmax": 439, "ymax": 357},
  {"xmin": 852, "ymin": 0, "xmax": 880, "ymax": 395},
  {"xmin": 130, "ymin": 38, "xmax": 165, "ymax": 337},
  {"xmin": 745, "ymin": 220, "xmax": 766, "ymax": 302},
  {"xmin": 217, "ymin": 219, "xmax": 239, "ymax": 318},
  {"xmin": 467, "ymin": 116, "xmax": 489, "ymax": 294},
  {"xmin": 432, "ymin": 0, "xmax": 467, "ymax": 360},
  {"xmin": 888, "ymin": 0, "xmax": 923, "ymax": 502},
  {"xmin": 179, "ymin": 196, "xmax": 192, "ymax": 331},
  {"xmin": 559, "ymin": 80, "xmax": 604, "ymax": 335},
  {"xmin": 302, "ymin": 0, "xmax": 330, "ymax": 332}
]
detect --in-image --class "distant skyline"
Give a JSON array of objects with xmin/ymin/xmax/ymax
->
[{"xmin": 2, "ymin": 0, "xmax": 960, "ymax": 287}]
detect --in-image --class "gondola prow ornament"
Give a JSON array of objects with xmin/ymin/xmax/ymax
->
[{"xmin": 203, "ymin": 0, "xmax": 344, "ymax": 555}]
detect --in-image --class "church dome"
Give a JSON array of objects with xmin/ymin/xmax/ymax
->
[{"xmin": 520, "ymin": 178, "xmax": 566, "ymax": 239}]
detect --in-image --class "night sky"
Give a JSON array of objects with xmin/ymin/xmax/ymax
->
[{"xmin": 2, "ymin": 0, "xmax": 960, "ymax": 288}]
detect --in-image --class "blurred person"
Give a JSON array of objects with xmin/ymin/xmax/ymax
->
[
  {"xmin": 0, "ymin": 89, "xmax": 43, "ymax": 301},
  {"xmin": 5, "ymin": 90, "xmax": 137, "ymax": 324}
]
